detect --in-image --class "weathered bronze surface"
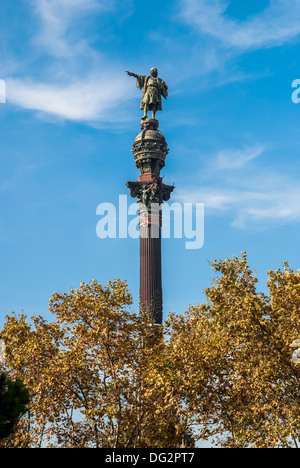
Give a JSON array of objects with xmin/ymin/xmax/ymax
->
[
  {"xmin": 126, "ymin": 179, "xmax": 174, "ymax": 207},
  {"xmin": 126, "ymin": 68, "xmax": 168, "ymax": 120},
  {"xmin": 132, "ymin": 119, "xmax": 169, "ymax": 177}
]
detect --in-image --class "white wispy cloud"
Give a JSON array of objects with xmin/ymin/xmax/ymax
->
[
  {"xmin": 6, "ymin": 74, "xmax": 135, "ymax": 123},
  {"xmin": 216, "ymin": 144, "xmax": 264, "ymax": 169},
  {"xmin": 180, "ymin": 0, "xmax": 300, "ymax": 50},
  {"xmin": 4, "ymin": 0, "xmax": 136, "ymax": 124},
  {"xmin": 175, "ymin": 144, "xmax": 300, "ymax": 228},
  {"xmin": 31, "ymin": 0, "xmax": 111, "ymax": 57},
  {"xmin": 177, "ymin": 179, "xmax": 300, "ymax": 228}
]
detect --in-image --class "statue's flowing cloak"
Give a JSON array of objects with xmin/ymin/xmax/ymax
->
[{"xmin": 136, "ymin": 75, "xmax": 168, "ymax": 111}]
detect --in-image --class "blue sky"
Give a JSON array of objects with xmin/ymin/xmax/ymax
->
[{"xmin": 1, "ymin": 0, "xmax": 300, "ymax": 325}]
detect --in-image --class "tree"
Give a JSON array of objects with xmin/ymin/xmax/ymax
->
[
  {"xmin": 0, "ymin": 279, "xmax": 186, "ymax": 448},
  {"xmin": 165, "ymin": 253, "xmax": 300, "ymax": 448},
  {"xmin": 0, "ymin": 254, "xmax": 299, "ymax": 448},
  {"xmin": 0, "ymin": 373, "xmax": 29, "ymax": 440}
]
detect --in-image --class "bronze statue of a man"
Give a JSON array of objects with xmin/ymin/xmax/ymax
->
[{"xmin": 126, "ymin": 68, "xmax": 168, "ymax": 120}]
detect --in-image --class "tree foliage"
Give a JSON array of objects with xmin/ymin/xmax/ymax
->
[
  {"xmin": 165, "ymin": 253, "xmax": 300, "ymax": 448},
  {"xmin": 0, "ymin": 279, "xmax": 185, "ymax": 448},
  {"xmin": 0, "ymin": 254, "xmax": 299, "ymax": 448}
]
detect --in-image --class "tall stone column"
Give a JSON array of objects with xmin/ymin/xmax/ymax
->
[{"xmin": 127, "ymin": 118, "xmax": 174, "ymax": 324}]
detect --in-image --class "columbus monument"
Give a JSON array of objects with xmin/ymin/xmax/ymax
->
[{"xmin": 126, "ymin": 67, "xmax": 174, "ymax": 325}]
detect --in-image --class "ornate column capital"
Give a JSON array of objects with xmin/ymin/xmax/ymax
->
[{"xmin": 126, "ymin": 178, "xmax": 174, "ymax": 208}]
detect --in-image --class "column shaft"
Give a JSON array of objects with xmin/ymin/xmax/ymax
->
[{"xmin": 139, "ymin": 216, "xmax": 162, "ymax": 324}]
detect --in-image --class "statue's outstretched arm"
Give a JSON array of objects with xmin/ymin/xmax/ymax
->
[
  {"xmin": 126, "ymin": 71, "xmax": 139, "ymax": 79},
  {"xmin": 126, "ymin": 71, "xmax": 145, "ymax": 90}
]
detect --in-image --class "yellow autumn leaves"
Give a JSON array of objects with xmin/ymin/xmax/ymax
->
[{"xmin": 0, "ymin": 254, "xmax": 299, "ymax": 448}]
